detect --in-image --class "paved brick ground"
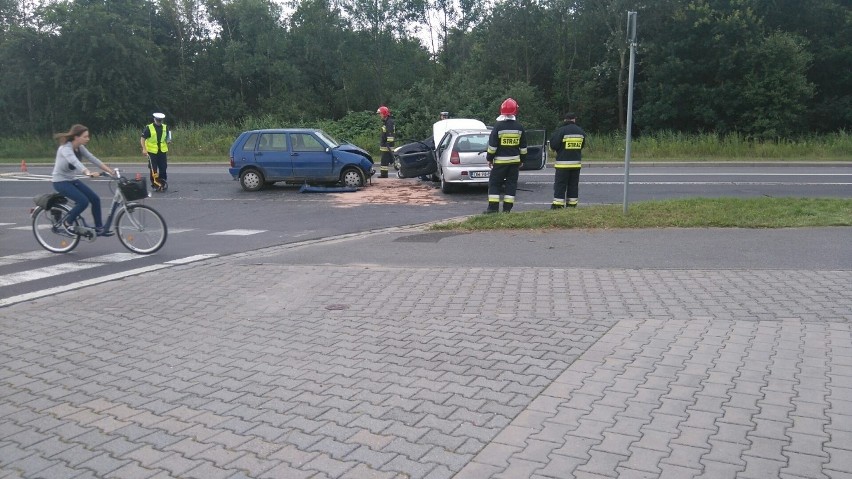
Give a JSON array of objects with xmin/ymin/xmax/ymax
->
[{"xmin": 1, "ymin": 237, "xmax": 850, "ymax": 478}]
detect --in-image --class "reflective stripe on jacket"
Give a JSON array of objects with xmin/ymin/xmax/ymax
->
[
  {"xmin": 550, "ymin": 122, "xmax": 585, "ymax": 168},
  {"xmin": 379, "ymin": 117, "xmax": 395, "ymax": 152},
  {"xmin": 144, "ymin": 123, "xmax": 169, "ymax": 154},
  {"xmin": 486, "ymin": 120, "xmax": 527, "ymax": 165}
]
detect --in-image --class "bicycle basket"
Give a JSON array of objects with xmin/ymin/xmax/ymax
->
[{"xmin": 119, "ymin": 178, "xmax": 149, "ymax": 201}]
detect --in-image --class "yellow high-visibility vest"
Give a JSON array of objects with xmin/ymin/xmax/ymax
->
[{"xmin": 144, "ymin": 123, "xmax": 169, "ymax": 154}]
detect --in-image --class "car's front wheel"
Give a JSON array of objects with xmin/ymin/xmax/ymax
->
[
  {"xmin": 340, "ymin": 167, "xmax": 365, "ymax": 188},
  {"xmin": 240, "ymin": 169, "xmax": 265, "ymax": 192}
]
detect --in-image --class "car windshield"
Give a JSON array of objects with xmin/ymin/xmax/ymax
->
[{"xmin": 313, "ymin": 130, "xmax": 340, "ymax": 148}]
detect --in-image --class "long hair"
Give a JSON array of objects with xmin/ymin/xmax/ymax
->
[{"xmin": 53, "ymin": 124, "xmax": 88, "ymax": 144}]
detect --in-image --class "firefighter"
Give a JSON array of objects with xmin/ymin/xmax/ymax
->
[
  {"xmin": 376, "ymin": 106, "xmax": 395, "ymax": 178},
  {"xmin": 550, "ymin": 112, "xmax": 586, "ymax": 208},
  {"xmin": 484, "ymin": 98, "xmax": 527, "ymax": 213}
]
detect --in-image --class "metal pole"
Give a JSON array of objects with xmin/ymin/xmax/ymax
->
[{"xmin": 624, "ymin": 12, "xmax": 637, "ymax": 214}]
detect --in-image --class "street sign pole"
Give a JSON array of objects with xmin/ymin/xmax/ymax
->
[{"xmin": 624, "ymin": 11, "xmax": 637, "ymax": 214}]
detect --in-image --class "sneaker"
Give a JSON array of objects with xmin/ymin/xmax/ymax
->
[
  {"xmin": 96, "ymin": 227, "xmax": 114, "ymax": 237},
  {"xmin": 63, "ymin": 223, "xmax": 77, "ymax": 234}
]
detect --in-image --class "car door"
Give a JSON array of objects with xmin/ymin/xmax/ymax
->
[
  {"xmin": 397, "ymin": 141, "xmax": 437, "ymax": 179},
  {"xmin": 521, "ymin": 129, "xmax": 547, "ymax": 170},
  {"xmin": 256, "ymin": 132, "xmax": 292, "ymax": 179},
  {"xmin": 290, "ymin": 132, "xmax": 334, "ymax": 180}
]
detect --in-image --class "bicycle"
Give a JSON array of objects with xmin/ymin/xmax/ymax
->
[{"xmin": 31, "ymin": 168, "xmax": 168, "ymax": 254}]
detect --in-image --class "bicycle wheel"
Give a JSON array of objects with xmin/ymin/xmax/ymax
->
[
  {"xmin": 32, "ymin": 204, "xmax": 80, "ymax": 253},
  {"xmin": 115, "ymin": 204, "xmax": 167, "ymax": 254}
]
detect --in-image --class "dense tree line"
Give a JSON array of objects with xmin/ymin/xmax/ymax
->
[{"xmin": 1, "ymin": 0, "xmax": 849, "ymax": 142}]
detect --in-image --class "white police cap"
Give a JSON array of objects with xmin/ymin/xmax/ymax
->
[{"xmin": 152, "ymin": 112, "xmax": 165, "ymax": 119}]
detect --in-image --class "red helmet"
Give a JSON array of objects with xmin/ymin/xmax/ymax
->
[
  {"xmin": 500, "ymin": 98, "xmax": 518, "ymax": 116},
  {"xmin": 377, "ymin": 106, "xmax": 390, "ymax": 117}
]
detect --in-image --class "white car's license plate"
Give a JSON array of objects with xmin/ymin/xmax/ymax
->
[{"xmin": 470, "ymin": 171, "xmax": 490, "ymax": 178}]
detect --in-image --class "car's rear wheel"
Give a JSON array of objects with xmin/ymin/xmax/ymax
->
[
  {"xmin": 240, "ymin": 169, "xmax": 264, "ymax": 191},
  {"xmin": 393, "ymin": 155, "xmax": 401, "ymax": 171},
  {"xmin": 440, "ymin": 174, "xmax": 456, "ymax": 194},
  {"xmin": 341, "ymin": 167, "xmax": 365, "ymax": 188}
]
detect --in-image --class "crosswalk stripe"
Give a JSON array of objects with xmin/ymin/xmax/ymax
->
[
  {"xmin": 0, "ymin": 250, "xmax": 56, "ymax": 265},
  {"xmin": 0, "ymin": 262, "xmax": 100, "ymax": 286},
  {"xmin": 0, "ymin": 254, "xmax": 219, "ymax": 308},
  {"xmin": 0, "ymin": 253, "xmax": 146, "ymax": 286}
]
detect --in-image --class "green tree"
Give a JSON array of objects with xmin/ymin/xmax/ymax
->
[{"xmin": 637, "ymin": 0, "xmax": 815, "ymax": 138}]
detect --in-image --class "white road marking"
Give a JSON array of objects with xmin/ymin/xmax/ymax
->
[
  {"xmin": 0, "ymin": 253, "xmax": 146, "ymax": 286},
  {"xmin": 208, "ymin": 229, "xmax": 266, "ymax": 236},
  {"xmin": 0, "ymin": 262, "xmax": 100, "ymax": 286},
  {"xmin": 0, "ymin": 250, "xmax": 56, "ymax": 266},
  {"xmin": 524, "ymin": 181, "xmax": 852, "ymax": 186},
  {"xmin": 79, "ymin": 253, "xmax": 142, "ymax": 263},
  {"xmin": 166, "ymin": 254, "xmax": 218, "ymax": 264},
  {"xmin": 0, "ymin": 254, "xmax": 219, "ymax": 308}
]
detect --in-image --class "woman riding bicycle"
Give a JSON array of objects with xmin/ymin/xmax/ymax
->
[{"xmin": 52, "ymin": 124, "xmax": 115, "ymax": 236}]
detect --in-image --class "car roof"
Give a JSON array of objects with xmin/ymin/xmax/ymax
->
[
  {"xmin": 448, "ymin": 129, "xmax": 491, "ymax": 135},
  {"xmin": 243, "ymin": 128, "xmax": 320, "ymax": 134}
]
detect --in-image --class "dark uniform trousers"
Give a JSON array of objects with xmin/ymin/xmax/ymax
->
[
  {"xmin": 487, "ymin": 163, "xmax": 520, "ymax": 212},
  {"xmin": 553, "ymin": 167, "xmax": 581, "ymax": 206}
]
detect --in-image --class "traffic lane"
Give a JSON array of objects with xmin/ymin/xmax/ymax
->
[{"xmin": 245, "ymin": 227, "xmax": 852, "ymax": 270}]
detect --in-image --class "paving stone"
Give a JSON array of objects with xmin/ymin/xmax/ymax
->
[{"xmin": 2, "ymin": 248, "xmax": 850, "ymax": 479}]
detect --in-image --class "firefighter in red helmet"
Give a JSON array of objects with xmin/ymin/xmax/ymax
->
[
  {"xmin": 376, "ymin": 106, "xmax": 395, "ymax": 178},
  {"xmin": 484, "ymin": 98, "xmax": 527, "ymax": 213}
]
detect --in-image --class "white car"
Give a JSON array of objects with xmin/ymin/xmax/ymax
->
[
  {"xmin": 433, "ymin": 128, "xmax": 493, "ymax": 193},
  {"xmin": 393, "ymin": 118, "xmax": 487, "ymax": 173},
  {"xmin": 396, "ymin": 119, "xmax": 547, "ymax": 193}
]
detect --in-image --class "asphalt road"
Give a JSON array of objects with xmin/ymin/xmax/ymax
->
[{"xmin": 1, "ymin": 163, "xmax": 850, "ymax": 305}]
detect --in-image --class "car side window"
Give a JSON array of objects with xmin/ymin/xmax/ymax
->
[
  {"xmin": 242, "ymin": 134, "xmax": 258, "ymax": 151},
  {"xmin": 437, "ymin": 133, "xmax": 452, "ymax": 154},
  {"xmin": 291, "ymin": 133, "xmax": 324, "ymax": 152},
  {"xmin": 259, "ymin": 133, "xmax": 288, "ymax": 151}
]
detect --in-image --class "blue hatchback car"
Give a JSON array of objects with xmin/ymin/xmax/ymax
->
[{"xmin": 228, "ymin": 128, "xmax": 375, "ymax": 191}]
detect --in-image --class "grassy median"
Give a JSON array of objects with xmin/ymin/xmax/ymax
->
[{"xmin": 431, "ymin": 198, "xmax": 852, "ymax": 230}]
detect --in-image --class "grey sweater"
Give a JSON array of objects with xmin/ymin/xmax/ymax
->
[{"xmin": 52, "ymin": 142, "xmax": 106, "ymax": 182}]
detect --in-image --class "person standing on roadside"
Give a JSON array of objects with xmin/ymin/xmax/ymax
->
[
  {"xmin": 484, "ymin": 98, "xmax": 527, "ymax": 213},
  {"xmin": 52, "ymin": 124, "xmax": 115, "ymax": 236},
  {"xmin": 140, "ymin": 112, "xmax": 171, "ymax": 191},
  {"xmin": 549, "ymin": 112, "xmax": 586, "ymax": 208},
  {"xmin": 377, "ymin": 106, "xmax": 395, "ymax": 178}
]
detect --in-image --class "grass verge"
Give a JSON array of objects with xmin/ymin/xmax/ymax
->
[{"xmin": 431, "ymin": 198, "xmax": 852, "ymax": 230}]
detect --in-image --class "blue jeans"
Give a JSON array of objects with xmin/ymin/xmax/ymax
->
[{"xmin": 53, "ymin": 180, "xmax": 103, "ymax": 228}]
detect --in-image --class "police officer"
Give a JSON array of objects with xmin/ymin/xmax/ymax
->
[
  {"xmin": 376, "ymin": 106, "xmax": 395, "ymax": 178},
  {"xmin": 140, "ymin": 112, "xmax": 171, "ymax": 191},
  {"xmin": 550, "ymin": 112, "xmax": 586, "ymax": 208},
  {"xmin": 485, "ymin": 98, "xmax": 527, "ymax": 213}
]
